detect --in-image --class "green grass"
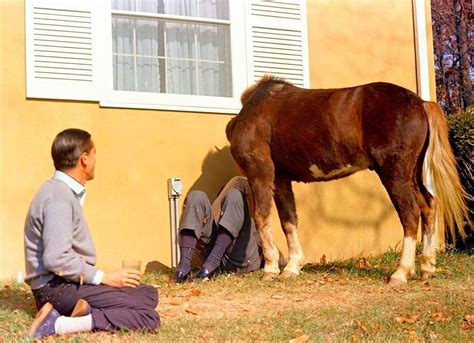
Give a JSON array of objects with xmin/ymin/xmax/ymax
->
[{"xmin": 1, "ymin": 250, "xmax": 473, "ymax": 342}]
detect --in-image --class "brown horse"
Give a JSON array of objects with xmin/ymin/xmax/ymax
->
[{"xmin": 226, "ymin": 75, "xmax": 470, "ymax": 284}]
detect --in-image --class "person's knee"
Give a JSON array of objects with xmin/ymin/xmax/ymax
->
[
  {"xmin": 224, "ymin": 189, "xmax": 244, "ymax": 205},
  {"xmin": 185, "ymin": 190, "xmax": 208, "ymax": 205}
]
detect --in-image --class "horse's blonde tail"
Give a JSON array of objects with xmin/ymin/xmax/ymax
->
[{"xmin": 423, "ymin": 101, "xmax": 470, "ymax": 241}]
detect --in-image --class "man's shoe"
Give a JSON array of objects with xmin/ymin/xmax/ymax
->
[
  {"xmin": 194, "ymin": 267, "xmax": 217, "ymax": 280},
  {"xmin": 29, "ymin": 302, "xmax": 60, "ymax": 338},
  {"xmin": 175, "ymin": 270, "xmax": 190, "ymax": 283},
  {"xmin": 71, "ymin": 299, "xmax": 91, "ymax": 317}
]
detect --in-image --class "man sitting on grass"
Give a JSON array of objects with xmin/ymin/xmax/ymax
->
[{"xmin": 24, "ymin": 128, "xmax": 160, "ymax": 338}]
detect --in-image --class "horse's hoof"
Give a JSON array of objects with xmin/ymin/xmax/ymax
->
[
  {"xmin": 262, "ymin": 272, "xmax": 279, "ymax": 281},
  {"xmin": 420, "ymin": 271, "xmax": 434, "ymax": 281},
  {"xmin": 280, "ymin": 270, "xmax": 299, "ymax": 278},
  {"xmin": 388, "ymin": 277, "xmax": 407, "ymax": 286}
]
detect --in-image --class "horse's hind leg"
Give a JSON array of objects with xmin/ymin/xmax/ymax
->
[
  {"xmin": 274, "ymin": 180, "xmax": 305, "ymax": 278},
  {"xmin": 378, "ymin": 171, "xmax": 421, "ymax": 285},
  {"xmin": 417, "ymin": 187, "xmax": 437, "ymax": 280}
]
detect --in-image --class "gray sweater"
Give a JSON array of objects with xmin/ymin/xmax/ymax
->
[{"xmin": 24, "ymin": 178, "xmax": 98, "ymax": 289}]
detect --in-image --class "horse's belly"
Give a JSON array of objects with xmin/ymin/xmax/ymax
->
[
  {"xmin": 275, "ymin": 158, "xmax": 369, "ymax": 183},
  {"xmin": 309, "ymin": 163, "xmax": 367, "ymax": 181}
]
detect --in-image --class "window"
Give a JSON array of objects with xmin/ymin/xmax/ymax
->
[
  {"xmin": 26, "ymin": 0, "xmax": 309, "ymax": 113},
  {"xmin": 111, "ymin": 0, "xmax": 233, "ymax": 98}
]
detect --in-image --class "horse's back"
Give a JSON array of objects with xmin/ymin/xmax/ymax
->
[{"xmin": 228, "ymin": 80, "xmax": 428, "ymax": 183}]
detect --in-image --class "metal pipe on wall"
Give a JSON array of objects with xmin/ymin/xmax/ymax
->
[{"xmin": 168, "ymin": 177, "xmax": 183, "ymax": 270}]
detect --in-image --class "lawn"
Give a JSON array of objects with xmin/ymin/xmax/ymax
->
[{"xmin": 0, "ymin": 249, "xmax": 473, "ymax": 342}]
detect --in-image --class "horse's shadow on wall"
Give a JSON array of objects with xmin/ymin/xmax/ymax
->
[
  {"xmin": 145, "ymin": 145, "xmax": 239, "ymax": 273},
  {"xmin": 187, "ymin": 145, "xmax": 240, "ymax": 202}
]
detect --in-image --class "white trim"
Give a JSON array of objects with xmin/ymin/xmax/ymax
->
[
  {"xmin": 413, "ymin": 0, "xmax": 431, "ymax": 101},
  {"xmin": 101, "ymin": 0, "xmax": 246, "ymax": 114}
]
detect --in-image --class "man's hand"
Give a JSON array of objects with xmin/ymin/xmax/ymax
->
[{"xmin": 101, "ymin": 269, "xmax": 141, "ymax": 288}]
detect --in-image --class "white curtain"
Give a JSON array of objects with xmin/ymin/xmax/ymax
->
[{"xmin": 112, "ymin": 0, "xmax": 232, "ymax": 97}]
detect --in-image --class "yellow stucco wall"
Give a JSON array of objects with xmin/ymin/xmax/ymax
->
[{"xmin": 0, "ymin": 0, "xmax": 436, "ymax": 278}]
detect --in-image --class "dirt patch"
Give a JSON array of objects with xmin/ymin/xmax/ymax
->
[{"xmin": 158, "ymin": 278, "xmax": 393, "ymax": 322}]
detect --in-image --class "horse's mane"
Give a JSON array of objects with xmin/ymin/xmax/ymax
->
[{"xmin": 240, "ymin": 75, "xmax": 292, "ymax": 105}]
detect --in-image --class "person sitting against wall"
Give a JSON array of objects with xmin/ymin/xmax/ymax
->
[
  {"xmin": 24, "ymin": 128, "xmax": 160, "ymax": 339},
  {"xmin": 175, "ymin": 176, "xmax": 263, "ymax": 282}
]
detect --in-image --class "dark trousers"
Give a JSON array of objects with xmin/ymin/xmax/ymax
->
[
  {"xmin": 32, "ymin": 276, "xmax": 159, "ymax": 332},
  {"xmin": 180, "ymin": 189, "xmax": 262, "ymax": 273}
]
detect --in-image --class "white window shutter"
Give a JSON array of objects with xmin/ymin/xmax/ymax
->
[
  {"xmin": 25, "ymin": 0, "xmax": 105, "ymax": 101},
  {"xmin": 244, "ymin": 0, "xmax": 309, "ymax": 87}
]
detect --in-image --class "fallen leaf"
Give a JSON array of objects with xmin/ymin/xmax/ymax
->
[
  {"xmin": 395, "ymin": 315, "xmax": 419, "ymax": 324},
  {"xmin": 185, "ymin": 307, "xmax": 199, "ymax": 315},
  {"xmin": 322, "ymin": 273, "xmax": 332, "ymax": 283},
  {"xmin": 354, "ymin": 319, "xmax": 368, "ymax": 334},
  {"xmin": 357, "ymin": 257, "xmax": 371, "ymax": 268},
  {"xmin": 289, "ymin": 334, "xmax": 310, "ymax": 343},
  {"xmin": 190, "ymin": 288, "xmax": 201, "ymax": 297},
  {"xmin": 169, "ymin": 299, "xmax": 183, "ymax": 306},
  {"xmin": 320, "ymin": 254, "xmax": 326, "ymax": 265},
  {"xmin": 431, "ymin": 312, "xmax": 446, "ymax": 322},
  {"xmin": 271, "ymin": 294, "xmax": 284, "ymax": 299},
  {"xmin": 464, "ymin": 314, "xmax": 474, "ymax": 324}
]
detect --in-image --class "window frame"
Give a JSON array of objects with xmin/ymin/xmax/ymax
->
[{"xmin": 99, "ymin": 0, "xmax": 247, "ymax": 114}]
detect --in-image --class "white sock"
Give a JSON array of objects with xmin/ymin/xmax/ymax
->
[{"xmin": 55, "ymin": 314, "xmax": 93, "ymax": 335}]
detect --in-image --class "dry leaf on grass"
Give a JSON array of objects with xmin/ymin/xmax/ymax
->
[
  {"xmin": 354, "ymin": 319, "xmax": 368, "ymax": 334},
  {"xmin": 190, "ymin": 288, "xmax": 201, "ymax": 297},
  {"xmin": 289, "ymin": 334, "xmax": 310, "ymax": 343},
  {"xmin": 322, "ymin": 273, "xmax": 332, "ymax": 283},
  {"xmin": 430, "ymin": 312, "xmax": 446, "ymax": 323},
  {"xmin": 169, "ymin": 298, "xmax": 183, "ymax": 306},
  {"xmin": 185, "ymin": 307, "xmax": 199, "ymax": 315},
  {"xmin": 395, "ymin": 314, "xmax": 419, "ymax": 324},
  {"xmin": 357, "ymin": 257, "xmax": 371, "ymax": 268},
  {"xmin": 320, "ymin": 254, "xmax": 326, "ymax": 265},
  {"xmin": 464, "ymin": 314, "xmax": 474, "ymax": 324},
  {"xmin": 271, "ymin": 294, "xmax": 284, "ymax": 299},
  {"xmin": 421, "ymin": 285, "xmax": 431, "ymax": 291}
]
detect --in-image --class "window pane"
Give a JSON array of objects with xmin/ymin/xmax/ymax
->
[
  {"xmin": 165, "ymin": 22, "xmax": 196, "ymax": 59},
  {"xmin": 166, "ymin": 59, "xmax": 196, "ymax": 95},
  {"xmin": 137, "ymin": 57, "xmax": 163, "ymax": 92},
  {"xmin": 112, "ymin": 0, "xmax": 229, "ymax": 20},
  {"xmin": 197, "ymin": 24, "xmax": 230, "ymax": 61},
  {"xmin": 114, "ymin": 55, "xmax": 135, "ymax": 91},
  {"xmin": 112, "ymin": 17, "xmax": 134, "ymax": 54},
  {"xmin": 135, "ymin": 19, "xmax": 160, "ymax": 56},
  {"xmin": 199, "ymin": 62, "xmax": 232, "ymax": 97}
]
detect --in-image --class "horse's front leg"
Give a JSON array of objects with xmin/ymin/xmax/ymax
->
[
  {"xmin": 274, "ymin": 180, "xmax": 304, "ymax": 278},
  {"xmin": 251, "ymin": 178, "xmax": 280, "ymax": 280}
]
